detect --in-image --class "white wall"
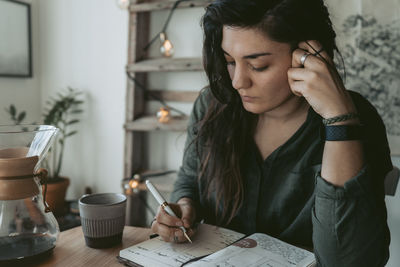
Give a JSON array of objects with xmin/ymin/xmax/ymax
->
[
  {"xmin": 37, "ymin": 0, "xmax": 128, "ymax": 199},
  {"xmin": 0, "ymin": 0, "xmax": 41, "ymax": 124},
  {"xmin": 35, "ymin": 1, "xmax": 207, "ymax": 200}
]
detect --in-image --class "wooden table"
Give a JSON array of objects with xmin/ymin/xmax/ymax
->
[{"xmin": 34, "ymin": 226, "xmax": 152, "ymax": 267}]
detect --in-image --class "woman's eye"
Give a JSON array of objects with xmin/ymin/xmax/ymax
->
[
  {"xmin": 251, "ymin": 65, "xmax": 268, "ymax": 72},
  {"xmin": 226, "ymin": 61, "xmax": 236, "ymax": 66}
]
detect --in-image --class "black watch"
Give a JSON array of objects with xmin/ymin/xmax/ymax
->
[{"xmin": 324, "ymin": 124, "xmax": 364, "ymax": 141}]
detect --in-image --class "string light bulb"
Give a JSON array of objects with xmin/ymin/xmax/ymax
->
[
  {"xmin": 159, "ymin": 32, "xmax": 174, "ymax": 57},
  {"xmin": 157, "ymin": 107, "xmax": 171, "ymax": 123},
  {"xmin": 129, "ymin": 179, "xmax": 139, "ymax": 189},
  {"xmin": 116, "ymin": 0, "xmax": 130, "ymax": 9}
]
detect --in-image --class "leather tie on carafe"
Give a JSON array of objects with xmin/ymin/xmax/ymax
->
[{"xmin": 35, "ymin": 168, "xmax": 51, "ymax": 213}]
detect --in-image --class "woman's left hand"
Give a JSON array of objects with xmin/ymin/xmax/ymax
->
[{"xmin": 287, "ymin": 40, "xmax": 357, "ymax": 119}]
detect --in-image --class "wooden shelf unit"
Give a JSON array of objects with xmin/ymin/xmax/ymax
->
[
  {"xmin": 125, "ymin": 115, "xmax": 189, "ymax": 131},
  {"xmin": 145, "ymin": 89, "xmax": 198, "ymax": 102},
  {"xmin": 123, "ymin": 0, "xmax": 208, "ymax": 182}
]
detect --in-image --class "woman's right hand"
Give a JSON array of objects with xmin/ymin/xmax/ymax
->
[{"xmin": 150, "ymin": 197, "xmax": 197, "ymax": 243}]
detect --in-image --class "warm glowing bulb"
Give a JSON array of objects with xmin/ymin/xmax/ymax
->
[
  {"xmin": 129, "ymin": 180, "xmax": 139, "ymax": 189},
  {"xmin": 157, "ymin": 107, "xmax": 171, "ymax": 123},
  {"xmin": 161, "ymin": 40, "xmax": 174, "ymax": 57},
  {"xmin": 159, "ymin": 32, "xmax": 174, "ymax": 57},
  {"xmin": 116, "ymin": 0, "xmax": 129, "ymax": 9}
]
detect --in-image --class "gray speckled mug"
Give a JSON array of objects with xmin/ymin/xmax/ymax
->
[{"xmin": 78, "ymin": 193, "xmax": 126, "ymax": 248}]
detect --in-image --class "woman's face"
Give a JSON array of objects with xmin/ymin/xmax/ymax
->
[{"xmin": 221, "ymin": 26, "xmax": 295, "ymax": 115}]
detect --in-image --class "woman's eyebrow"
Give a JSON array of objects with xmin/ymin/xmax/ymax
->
[{"xmin": 222, "ymin": 49, "xmax": 272, "ymax": 59}]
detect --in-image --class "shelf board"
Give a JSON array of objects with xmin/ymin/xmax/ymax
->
[
  {"xmin": 146, "ymin": 90, "xmax": 199, "ymax": 102},
  {"xmin": 130, "ymin": 0, "xmax": 212, "ymax": 13},
  {"xmin": 126, "ymin": 57, "xmax": 203, "ymax": 72},
  {"xmin": 128, "ymin": 170, "xmax": 177, "ymax": 191},
  {"xmin": 125, "ymin": 115, "xmax": 189, "ymax": 131}
]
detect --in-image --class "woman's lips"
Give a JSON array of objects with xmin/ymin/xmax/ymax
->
[{"xmin": 240, "ymin": 95, "xmax": 256, "ymax": 102}]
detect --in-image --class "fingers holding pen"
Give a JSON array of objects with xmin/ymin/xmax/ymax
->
[
  {"xmin": 177, "ymin": 199, "xmax": 196, "ymax": 229},
  {"xmin": 146, "ymin": 181, "xmax": 195, "ymax": 243},
  {"xmin": 152, "ymin": 219, "xmax": 182, "ymax": 243},
  {"xmin": 152, "ymin": 204, "xmax": 195, "ymax": 243},
  {"xmin": 156, "ymin": 204, "xmax": 184, "ymax": 227}
]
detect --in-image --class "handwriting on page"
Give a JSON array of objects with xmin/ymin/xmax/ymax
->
[
  {"xmin": 255, "ymin": 233, "xmax": 313, "ymax": 265},
  {"xmin": 187, "ymin": 233, "xmax": 315, "ymax": 267},
  {"xmin": 119, "ymin": 224, "xmax": 245, "ymax": 267}
]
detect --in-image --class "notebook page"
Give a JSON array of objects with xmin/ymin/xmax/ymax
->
[
  {"xmin": 119, "ymin": 223, "xmax": 245, "ymax": 267},
  {"xmin": 187, "ymin": 233, "xmax": 316, "ymax": 267}
]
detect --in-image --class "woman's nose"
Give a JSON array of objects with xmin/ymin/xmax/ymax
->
[{"xmin": 231, "ymin": 65, "xmax": 251, "ymax": 90}]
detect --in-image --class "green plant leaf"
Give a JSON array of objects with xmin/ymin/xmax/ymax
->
[
  {"xmin": 9, "ymin": 105, "xmax": 16, "ymax": 116},
  {"xmin": 17, "ymin": 111, "xmax": 26, "ymax": 123},
  {"xmin": 67, "ymin": 119, "xmax": 80, "ymax": 125},
  {"xmin": 71, "ymin": 110, "xmax": 83, "ymax": 114}
]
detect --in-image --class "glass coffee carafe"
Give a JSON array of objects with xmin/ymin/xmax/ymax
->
[{"xmin": 0, "ymin": 125, "xmax": 59, "ymax": 263}]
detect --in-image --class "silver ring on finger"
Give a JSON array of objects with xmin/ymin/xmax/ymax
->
[{"xmin": 300, "ymin": 52, "xmax": 311, "ymax": 66}]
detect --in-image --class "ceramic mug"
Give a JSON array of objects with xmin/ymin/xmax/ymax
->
[{"xmin": 78, "ymin": 193, "xmax": 126, "ymax": 248}]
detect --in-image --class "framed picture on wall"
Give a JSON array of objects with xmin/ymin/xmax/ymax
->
[{"xmin": 0, "ymin": 0, "xmax": 32, "ymax": 77}]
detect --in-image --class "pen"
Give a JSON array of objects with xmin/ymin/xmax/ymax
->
[{"xmin": 145, "ymin": 180, "xmax": 192, "ymax": 243}]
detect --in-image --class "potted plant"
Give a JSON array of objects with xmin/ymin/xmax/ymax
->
[{"xmin": 5, "ymin": 87, "xmax": 84, "ymax": 215}]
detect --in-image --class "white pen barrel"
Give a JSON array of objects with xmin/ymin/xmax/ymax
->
[
  {"xmin": 146, "ymin": 180, "xmax": 191, "ymax": 242},
  {"xmin": 146, "ymin": 180, "xmax": 165, "ymax": 205}
]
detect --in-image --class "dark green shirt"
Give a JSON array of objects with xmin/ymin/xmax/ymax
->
[{"xmin": 171, "ymin": 89, "xmax": 392, "ymax": 266}]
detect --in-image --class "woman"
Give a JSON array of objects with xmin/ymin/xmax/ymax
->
[{"xmin": 151, "ymin": 0, "xmax": 392, "ymax": 265}]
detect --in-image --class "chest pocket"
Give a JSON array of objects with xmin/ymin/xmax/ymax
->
[
  {"xmin": 287, "ymin": 164, "xmax": 321, "ymax": 197},
  {"xmin": 257, "ymin": 164, "xmax": 321, "ymax": 235},
  {"xmin": 272, "ymin": 164, "xmax": 322, "ymax": 214}
]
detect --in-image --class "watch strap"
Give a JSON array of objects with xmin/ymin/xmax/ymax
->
[{"xmin": 325, "ymin": 124, "xmax": 363, "ymax": 141}]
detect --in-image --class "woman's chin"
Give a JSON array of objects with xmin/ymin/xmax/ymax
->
[{"xmin": 242, "ymin": 103, "xmax": 267, "ymax": 114}]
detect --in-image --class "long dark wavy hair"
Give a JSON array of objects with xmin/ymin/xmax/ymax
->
[{"xmin": 198, "ymin": 0, "xmax": 340, "ymax": 225}]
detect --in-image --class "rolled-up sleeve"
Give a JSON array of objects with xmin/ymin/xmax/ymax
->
[
  {"xmin": 312, "ymin": 166, "xmax": 390, "ymax": 266},
  {"xmin": 311, "ymin": 91, "xmax": 392, "ymax": 266}
]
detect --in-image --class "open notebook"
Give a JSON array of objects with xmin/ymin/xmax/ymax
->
[{"xmin": 118, "ymin": 223, "xmax": 316, "ymax": 267}]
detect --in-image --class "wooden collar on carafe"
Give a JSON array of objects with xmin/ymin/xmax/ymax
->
[{"xmin": 0, "ymin": 147, "xmax": 40, "ymax": 200}]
